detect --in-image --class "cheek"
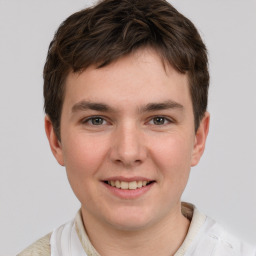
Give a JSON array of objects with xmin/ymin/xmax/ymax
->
[
  {"xmin": 150, "ymin": 133, "xmax": 193, "ymax": 182},
  {"xmin": 61, "ymin": 134, "xmax": 110, "ymax": 206},
  {"xmin": 62, "ymin": 134, "xmax": 109, "ymax": 180}
]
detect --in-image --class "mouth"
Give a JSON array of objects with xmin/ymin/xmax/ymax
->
[{"xmin": 103, "ymin": 180, "xmax": 155, "ymax": 190}]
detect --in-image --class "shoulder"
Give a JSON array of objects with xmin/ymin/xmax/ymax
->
[
  {"xmin": 17, "ymin": 233, "xmax": 51, "ymax": 256},
  {"xmin": 198, "ymin": 216, "xmax": 256, "ymax": 255},
  {"xmin": 180, "ymin": 203, "xmax": 255, "ymax": 256},
  {"xmin": 215, "ymin": 223, "xmax": 255, "ymax": 255}
]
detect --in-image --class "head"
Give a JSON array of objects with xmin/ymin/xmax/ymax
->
[
  {"xmin": 44, "ymin": 0, "xmax": 209, "ymax": 141},
  {"xmin": 44, "ymin": 0, "xmax": 210, "ymax": 232}
]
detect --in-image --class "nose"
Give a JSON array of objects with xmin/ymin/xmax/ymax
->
[{"xmin": 109, "ymin": 123, "xmax": 147, "ymax": 167}]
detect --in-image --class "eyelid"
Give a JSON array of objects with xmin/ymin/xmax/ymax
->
[
  {"xmin": 147, "ymin": 115, "xmax": 174, "ymax": 125},
  {"xmin": 80, "ymin": 115, "xmax": 174, "ymax": 126},
  {"xmin": 81, "ymin": 115, "xmax": 109, "ymax": 125}
]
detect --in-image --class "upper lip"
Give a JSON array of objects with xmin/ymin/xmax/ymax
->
[{"xmin": 102, "ymin": 176, "xmax": 154, "ymax": 182}]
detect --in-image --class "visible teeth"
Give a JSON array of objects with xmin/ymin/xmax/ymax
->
[
  {"xmin": 128, "ymin": 181, "xmax": 137, "ymax": 190},
  {"xmin": 121, "ymin": 181, "xmax": 129, "ymax": 189},
  {"xmin": 107, "ymin": 180, "xmax": 152, "ymax": 189},
  {"xmin": 115, "ymin": 180, "xmax": 121, "ymax": 188},
  {"xmin": 137, "ymin": 181, "xmax": 142, "ymax": 188}
]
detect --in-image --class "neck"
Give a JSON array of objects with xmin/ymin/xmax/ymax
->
[{"xmin": 81, "ymin": 203, "xmax": 190, "ymax": 256}]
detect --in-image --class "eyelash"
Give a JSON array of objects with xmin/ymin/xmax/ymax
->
[
  {"xmin": 148, "ymin": 116, "xmax": 173, "ymax": 126},
  {"xmin": 81, "ymin": 115, "xmax": 173, "ymax": 126},
  {"xmin": 82, "ymin": 116, "xmax": 108, "ymax": 125}
]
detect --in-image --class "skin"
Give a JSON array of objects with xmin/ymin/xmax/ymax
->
[{"xmin": 45, "ymin": 48, "xmax": 209, "ymax": 255}]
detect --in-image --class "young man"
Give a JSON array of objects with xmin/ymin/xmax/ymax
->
[{"xmin": 18, "ymin": 0, "xmax": 255, "ymax": 255}]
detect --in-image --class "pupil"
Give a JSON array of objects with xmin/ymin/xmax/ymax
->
[
  {"xmin": 92, "ymin": 118, "xmax": 103, "ymax": 125},
  {"xmin": 154, "ymin": 117, "xmax": 164, "ymax": 125}
]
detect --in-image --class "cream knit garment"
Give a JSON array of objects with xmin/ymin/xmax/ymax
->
[{"xmin": 18, "ymin": 203, "xmax": 204, "ymax": 256}]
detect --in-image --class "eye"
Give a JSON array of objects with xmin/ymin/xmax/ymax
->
[
  {"xmin": 149, "ymin": 116, "xmax": 172, "ymax": 125},
  {"xmin": 82, "ymin": 116, "xmax": 107, "ymax": 125}
]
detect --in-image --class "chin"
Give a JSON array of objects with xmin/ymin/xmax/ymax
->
[{"xmin": 105, "ymin": 208, "xmax": 157, "ymax": 231}]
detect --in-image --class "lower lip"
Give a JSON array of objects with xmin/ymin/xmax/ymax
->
[{"xmin": 102, "ymin": 182, "xmax": 155, "ymax": 199}]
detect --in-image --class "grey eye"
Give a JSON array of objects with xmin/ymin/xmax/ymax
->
[
  {"xmin": 152, "ymin": 117, "xmax": 166, "ymax": 125},
  {"xmin": 90, "ymin": 117, "xmax": 104, "ymax": 125}
]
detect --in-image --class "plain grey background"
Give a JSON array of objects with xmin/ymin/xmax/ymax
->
[{"xmin": 0, "ymin": 0, "xmax": 255, "ymax": 255}]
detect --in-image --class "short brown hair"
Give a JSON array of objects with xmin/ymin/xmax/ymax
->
[{"xmin": 44, "ymin": 0, "xmax": 209, "ymax": 140}]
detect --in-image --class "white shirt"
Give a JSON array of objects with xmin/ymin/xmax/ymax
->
[{"xmin": 50, "ymin": 203, "xmax": 256, "ymax": 256}]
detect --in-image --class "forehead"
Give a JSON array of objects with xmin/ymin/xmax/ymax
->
[{"xmin": 63, "ymin": 48, "xmax": 191, "ymax": 111}]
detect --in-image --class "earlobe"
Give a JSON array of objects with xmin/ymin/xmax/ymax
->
[
  {"xmin": 44, "ymin": 116, "xmax": 65, "ymax": 166},
  {"xmin": 191, "ymin": 112, "xmax": 210, "ymax": 167}
]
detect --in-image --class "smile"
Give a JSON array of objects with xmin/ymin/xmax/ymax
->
[{"xmin": 105, "ymin": 180, "xmax": 154, "ymax": 190}]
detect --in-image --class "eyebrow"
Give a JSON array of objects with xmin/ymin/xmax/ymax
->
[
  {"xmin": 72, "ymin": 101, "xmax": 114, "ymax": 113},
  {"xmin": 140, "ymin": 100, "xmax": 184, "ymax": 113},
  {"xmin": 71, "ymin": 100, "xmax": 183, "ymax": 113}
]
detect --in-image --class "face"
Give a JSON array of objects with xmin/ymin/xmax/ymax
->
[{"xmin": 46, "ymin": 48, "xmax": 209, "ymax": 231}]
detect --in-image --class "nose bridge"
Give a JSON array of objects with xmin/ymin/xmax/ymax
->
[{"xmin": 110, "ymin": 121, "xmax": 146, "ymax": 166}]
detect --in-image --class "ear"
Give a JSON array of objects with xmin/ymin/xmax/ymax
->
[
  {"xmin": 191, "ymin": 112, "xmax": 210, "ymax": 167},
  {"xmin": 44, "ymin": 115, "xmax": 65, "ymax": 166}
]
